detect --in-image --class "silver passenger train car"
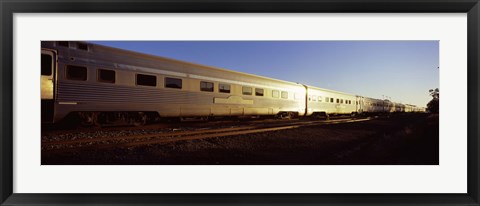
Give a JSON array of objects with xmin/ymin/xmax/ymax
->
[
  {"xmin": 304, "ymin": 85, "xmax": 357, "ymax": 118},
  {"xmin": 41, "ymin": 41, "xmax": 423, "ymax": 126},
  {"xmin": 41, "ymin": 41, "xmax": 306, "ymax": 125}
]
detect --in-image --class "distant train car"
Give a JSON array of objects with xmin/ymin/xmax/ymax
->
[
  {"xmin": 362, "ymin": 97, "xmax": 384, "ymax": 114},
  {"xmin": 41, "ymin": 41, "xmax": 424, "ymax": 126},
  {"xmin": 404, "ymin": 104, "xmax": 414, "ymax": 112},
  {"xmin": 383, "ymin": 100, "xmax": 396, "ymax": 113},
  {"xmin": 395, "ymin": 103, "xmax": 406, "ymax": 112},
  {"xmin": 412, "ymin": 106, "xmax": 426, "ymax": 112},
  {"xmin": 41, "ymin": 41, "xmax": 305, "ymax": 125},
  {"xmin": 305, "ymin": 85, "xmax": 357, "ymax": 118}
]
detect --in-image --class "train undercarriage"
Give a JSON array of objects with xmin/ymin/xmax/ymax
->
[
  {"xmin": 77, "ymin": 111, "xmax": 159, "ymax": 127},
  {"xmin": 53, "ymin": 110, "xmax": 401, "ymax": 127}
]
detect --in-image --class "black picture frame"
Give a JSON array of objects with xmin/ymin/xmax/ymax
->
[{"xmin": 1, "ymin": 0, "xmax": 479, "ymax": 205}]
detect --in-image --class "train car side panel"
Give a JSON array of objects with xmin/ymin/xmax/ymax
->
[{"xmin": 47, "ymin": 41, "xmax": 306, "ymax": 123}]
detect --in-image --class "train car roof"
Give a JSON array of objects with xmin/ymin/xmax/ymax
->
[
  {"xmin": 304, "ymin": 84, "xmax": 357, "ymax": 97},
  {"xmin": 85, "ymin": 41, "xmax": 304, "ymax": 88}
]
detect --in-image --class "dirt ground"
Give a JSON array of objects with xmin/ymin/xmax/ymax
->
[{"xmin": 42, "ymin": 113, "xmax": 439, "ymax": 165}]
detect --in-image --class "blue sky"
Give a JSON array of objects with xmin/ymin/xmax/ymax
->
[{"xmin": 91, "ymin": 41, "xmax": 439, "ymax": 107}]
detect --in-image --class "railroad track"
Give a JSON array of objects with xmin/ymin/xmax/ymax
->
[{"xmin": 42, "ymin": 117, "xmax": 372, "ymax": 152}]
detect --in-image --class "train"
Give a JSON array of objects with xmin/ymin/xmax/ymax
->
[{"xmin": 41, "ymin": 41, "xmax": 425, "ymax": 126}]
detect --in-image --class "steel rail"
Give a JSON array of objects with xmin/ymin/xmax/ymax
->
[{"xmin": 42, "ymin": 118, "xmax": 372, "ymax": 153}]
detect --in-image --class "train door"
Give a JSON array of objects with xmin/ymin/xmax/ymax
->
[
  {"xmin": 356, "ymin": 96, "xmax": 363, "ymax": 114},
  {"xmin": 41, "ymin": 49, "xmax": 56, "ymax": 122}
]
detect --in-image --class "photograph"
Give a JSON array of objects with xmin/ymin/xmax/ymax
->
[
  {"xmin": 2, "ymin": 0, "xmax": 477, "ymax": 204},
  {"xmin": 40, "ymin": 40, "xmax": 439, "ymax": 165}
]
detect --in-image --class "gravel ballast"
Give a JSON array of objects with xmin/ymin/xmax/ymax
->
[{"xmin": 41, "ymin": 113, "xmax": 439, "ymax": 165}]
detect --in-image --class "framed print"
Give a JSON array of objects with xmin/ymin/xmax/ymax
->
[{"xmin": 1, "ymin": 0, "xmax": 479, "ymax": 205}]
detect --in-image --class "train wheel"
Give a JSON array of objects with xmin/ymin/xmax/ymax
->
[
  {"xmin": 78, "ymin": 112, "xmax": 96, "ymax": 126},
  {"xmin": 131, "ymin": 112, "xmax": 147, "ymax": 126},
  {"xmin": 280, "ymin": 112, "xmax": 293, "ymax": 119},
  {"xmin": 351, "ymin": 112, "xmax": 357, "ymax": 119},
  {"xmin": 94, "ymin": 112, "xmax": 106, "ymax": 126}
]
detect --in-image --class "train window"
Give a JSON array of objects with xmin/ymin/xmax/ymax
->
[
  {"xmin": 97, "ymin": 69, "xmax": 115, "ymax": 83},
  {"xmin": 41, "ymin": 54, "xmax": 52, "ymax": 76},
  {"xmin": 137, "ymin": 74, "xmax": 157, "ymax": 87},
  {"xmin": 255, "ymin": 88, "xmax": 264, "ymax": 96},
  {"xmin": 165, "ymin": 77, "xmax": 181, "ymax": 89},
  {"xmin": 77, "ymin": 43, "xmax": 88, "ymax": 51},
  {"xmin": 281, "ymin": 91, "xmax": 288, "ymax": 99},
  {"xmin": 219, "ymin": 84, "xmax": 230, "ymax": 93},
  {"xmin": 325, "ymin": 97, "xmax": 329, "ymax": 102},
  {"xmin": 318, "ymin": 96, "xmax": 322, "ymax": 102},
  {"xmin": 341, "ymin": 99, "xmax": 344, "ymax": 104},
  {"xmin": 336, "ymin": 99, "xmax": 339, "ymax": 103},
  {"xmin": 330, "ymin": 98, "xmax": 334, "ymax": 103},
  {"xmin": 242, "ymin": 87, "xmax": 252, "ymax": 95},
  {"xmin": 312, "ymin": 95, "xmax": 317, "ymax": 101},
  {"xmin": 66, "ymin": 65, "xmax": 87, "ymax": 81},
  {"xmin": 57, "ymin": 41, "xmax": 69, "ymax": 47},
  {"xmin": 272, "ymin": 90, "xmax": 279, "ymax": 98},
  {"xmin": 200, "ymin": 81, "xmax": 214, "ymax": 92}
]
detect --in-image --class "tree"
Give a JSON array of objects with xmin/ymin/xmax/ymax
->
[{"xmin": 427, "ymin": 88, "xmax": 439, "ymax": 113}]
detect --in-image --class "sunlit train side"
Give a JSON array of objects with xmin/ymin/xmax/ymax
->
[
  {"xmin": 361, "ymin": 97, "xmax": 385, "ymax": 114},
  {"xmin": 395, "ymin": 103, "xmax": 406, "ymax": 113},
  {"xmin": 41, "ymin": 41, "xmax": 423, "ymax": 126},
  {"xmin": 41, "ymin": 41, "xmax": 306, "ymax": 125},
  {"xmin": 383, "ymin": 100, "xmax": 396, "ymax": 113},
  {"xmin": 304, "ymin": 85, "xmax": 357, "ymax": 118}
]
